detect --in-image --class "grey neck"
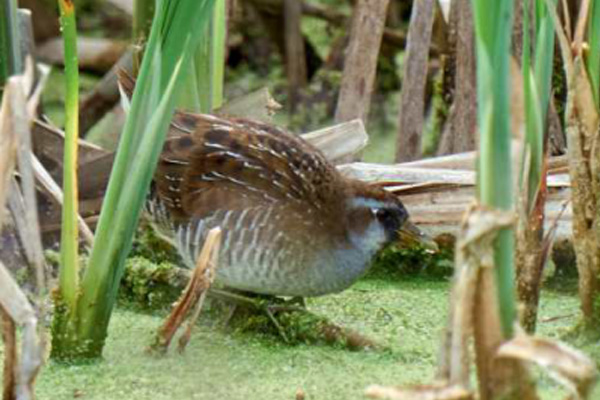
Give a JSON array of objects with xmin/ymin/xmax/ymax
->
[{"xmin": 325, "ymin": 222, "xmax": 388, "ymax": 292}]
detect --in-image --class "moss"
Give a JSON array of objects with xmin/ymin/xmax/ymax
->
[
  {"xmin": 129, "ymin": 224, "xmax": 182, "ymax": 265},
  {"xmin": 421, "ymin": 61, "xmax": 450, "ymax": 156},
  {"xmin": 368, "ymin": 240, "xmax": 454, "ymax": 281},
  {"xmin": 119, "ymin": 256, "xmax": 184, "ymax": 311},
  {"xmin": 225, "ymin": 298, "xmax": 376, "ymax": 350}
]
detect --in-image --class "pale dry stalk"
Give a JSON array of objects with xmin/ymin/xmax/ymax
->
[
  {"xmin": 375, "ymin": 206, "xmax": 536, "ymax": 400},
  {"xmin": 564, "ymin": 59, "xmax": 600, "ymax": 323},
  {"xmin": 0, "ymin": 77, "xmax": 46, "ymax": 400},
  {"xmin": 438, "ymin": 206, "xmax": 536, "ymax": 400},
  {"xmin": 152, "ymin": 228, "xmax": 221, "ymax": 353}
]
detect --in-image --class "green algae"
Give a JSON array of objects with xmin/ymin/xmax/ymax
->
[{"xmin": 32, "ymin": 272, "xmax": 599, "ymax": 400}]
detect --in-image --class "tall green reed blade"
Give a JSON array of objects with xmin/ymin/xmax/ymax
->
[
  {"xmin": 0, "ymin": 0, "xmax": 22, "ymax": 91},
  {"xmin": 521, "ymin": 0, "xmax": 556, "ymax": 209},
  {"xmin": 180, "ymin": 0, "xmax": 225, "ymax": 112},
  {"xmin": 133, "ymin": 0, "xmax": 155, "ymax": 45},
  {"xmin": 471, "ymin": 0, "xmax": 516, "ymax": 337},
  {"xmin": 51, "ymin": 0, "xmax": 217, "ymax": 360},
  {"xmin": 132, "ymin": 0, "xmax": 155, "ymax": 69},
  {"xmin": 56, "ymin": 0, "xmax": 80, "ymax": 313},
  {"xmin": 587, "ymin": 0, "xmax": 600, "ymax": 107},
  {"xmin": 534, "ymin": 0, "xmax": 557, "ymax": 123}
]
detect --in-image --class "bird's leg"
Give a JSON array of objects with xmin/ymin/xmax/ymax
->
[
  {"xmin": 265, "ymin": 296, "xmax": 306, "ymax": 313},
  {"xmin": 208, "ymin": 289, "xmax": 306, "ymax": 342},
  {"xmin": 220, "ymin": 303, "xmax": 239, "ymax": 328}
]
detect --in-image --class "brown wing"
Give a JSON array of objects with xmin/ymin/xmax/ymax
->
[{"xmin": 154, "ymin": 113, "xmax": 346, "ymax": 228}]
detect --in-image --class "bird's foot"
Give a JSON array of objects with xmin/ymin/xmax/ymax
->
[
  {"xmin": 208, "ymin": 289, "xmax": 306, "ymax": 342},
  {"xmin": 208, "ymin": 289, "xmax": 377, "ymax": 349}
]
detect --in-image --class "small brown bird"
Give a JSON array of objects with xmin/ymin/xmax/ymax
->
[{"xmin": 146, "ymin": 110, "xmax": 435, "ymax": 298}]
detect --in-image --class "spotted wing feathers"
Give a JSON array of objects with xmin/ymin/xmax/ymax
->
[{"xmin": 154, "ymin": 113, "xmax": 345, "ymax": 226}]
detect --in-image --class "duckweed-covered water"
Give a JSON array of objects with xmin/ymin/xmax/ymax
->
[{"xmin": 34, "ymin": 273, "xmax": 598, "ymax": 400}]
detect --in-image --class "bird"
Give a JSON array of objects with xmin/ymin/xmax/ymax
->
[{"xmin": 144, "ymin": 109, "xmax": 437, "ymax": 298}]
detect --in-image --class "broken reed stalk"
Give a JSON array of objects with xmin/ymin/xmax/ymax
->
[
  {"xmin": 0, "ymin": 78, "xmax": 45, "ymax": 400},
  {"xmin": 545, "ymin": 0, "xmax": 600, "ymax": 327},
  {"xmin": 497, "ymin": 334, "xmax": 598, "ymax": 399},
  {"xmin": 152, "ymin": 227, "xmax": 221, "ymax": 353},
  {"xmin": 564, "ymin": 62, "xmax": 600, "ymax": 325}
]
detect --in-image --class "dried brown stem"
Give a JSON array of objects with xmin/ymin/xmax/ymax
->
[
  {"xmin": 152, "ymin": 228, "xmax": 221, "ymax": 353},
  {"xmin": 515, "ymin": 149, "xmax": 549, "ymax": 333},
  {"xmin": 334, "ymin": 0, "xmax": 390, "ymax": 125},
  {"xmin": 395, "ymin": 0, "xmax": 435, "ymax": 162},
  {"xmin": 247, "ymin": 0, "xmax": 422, "ymax": 53},
  {"xmin": 439, "ymin": 207, "xmax": 536, "ymax": 399},
  {"xmin": 563, "ymin": 58, "xmax": 600, "ymax": 324},
  {"xmin": 437, "ymin": 0, "xmax": 477, "ymax": 155},
  {"xmin": 284, "ymin": 0, "xmax": 307, "ymax": 112}
]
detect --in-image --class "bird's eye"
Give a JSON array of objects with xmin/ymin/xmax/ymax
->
[{"xmin": 375, "ymin": 208, "xmax": 392, "ymax": 223}]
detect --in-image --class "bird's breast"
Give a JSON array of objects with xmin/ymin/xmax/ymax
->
[{"xmin": 147, "ymin": 202, "xmax": 365, "ymax": 297}]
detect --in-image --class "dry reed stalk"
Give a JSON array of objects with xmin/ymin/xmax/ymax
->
[
  {"xmin": 369, "ymin": 206, "xmax": 556, "ymax": 399},
  {"xmin": 395, "ymin": 0, "xmax": 434, "ymax": 162},
  {"xmin": 215, "ymin": 87, "xmax": 281, "ymax": 122},
  {"xmin": 0, "ymin": 92, "xmax": 18, "ymax": 230},
  {"xmin": 302, "ymin": 119, "xmax": 367, "ymax": 163},
  {"xmin": 545, "ymin": 0, "xmax": 600, "ymax": 325},
  {"xmin": 0, "ymin": 76, "xmax": 46, "ymax": 400},
  {"xmin": 497, "ymin": 334, "xmax": 597, "ymax": 399},
  {"xmin": 564, "ymin": 60, "xmax": 600, "ymax": 323},
  {"xmin": 334, "ymin": 0, "xmax": 390, "ymax": 125},
  {"xmin": 515, "ymin": 153, "xmax": 549, "ymax": 332},
  {"xmin": 152, "ymin": 228, "xmax": 221, "ymax": 353},
  {"xmin": 366, "ymin": 383, "xmax": 473, "ymax": 400},
  {"xmin": 0, "ymin": 262, "xmax": 45, "ymax": 400},
  {"xmin": 2, "ymin": 60, "xmax": 51, "ymax": 295}
]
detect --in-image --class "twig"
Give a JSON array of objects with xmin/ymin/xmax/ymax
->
[{"xmin": 539, "ymin": 313, "xmax": 576, "ymax": 323}]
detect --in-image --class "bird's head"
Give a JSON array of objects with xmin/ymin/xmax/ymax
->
[{"xmin": 344, "ymin": 183, "xmax": 438, "ymax": 253}]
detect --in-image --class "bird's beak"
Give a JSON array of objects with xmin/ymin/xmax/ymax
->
[{"xmin": 397, "ymin": 221, "xmax": 438, "ymax": 252}]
